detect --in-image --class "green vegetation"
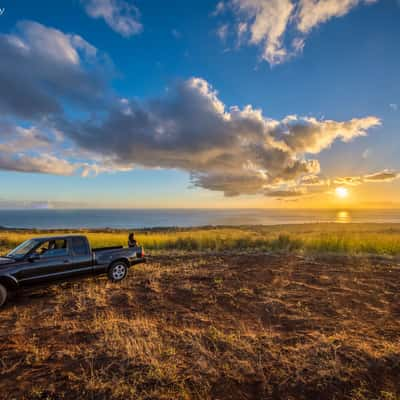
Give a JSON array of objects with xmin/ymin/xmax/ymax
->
[{"xmin": 1, "ymin": 223, "xmax": 400, "ymax": 255}]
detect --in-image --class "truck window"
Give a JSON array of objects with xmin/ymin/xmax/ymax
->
[
  {"xmin": 71, "ymin": 237, "xmax": 89, "ymax": 256},
  {"xmin": 37, "ymin": 239, "xmax": 68, "ymax": 258}
]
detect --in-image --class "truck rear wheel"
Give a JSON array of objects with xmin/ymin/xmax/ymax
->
[
  {"xmin": 108, "ymin": 261, "xmax": 128, "ymax": 282},
  {"xmin": 0, "ymin": 284, "xmax": 8, "ymax": 308}
]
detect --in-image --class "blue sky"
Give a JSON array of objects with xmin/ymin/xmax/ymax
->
[{"xmin": 0, "ymin": 0, "xmax": 399, "ymax": 208}]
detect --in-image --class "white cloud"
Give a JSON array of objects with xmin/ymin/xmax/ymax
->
[
  {"xmin": 0, "ymin": 21, "xmax": 110, "ymax": 119},
  {"xmin": 82, "ymin": 0, "xmax": 142, "ymax": 37},
  {"xmin": 231, "ymin": 0, "xmax": 295, "ymax": 65},
  {"xmin": 272, "ymin": 115, "xmax": 381, "ymax": 154},
  {"xmin": 15, "ymin": 20, "xmax": 96, "ymax": 66},
  {"xmin": 0, "ymin": 74, "xmax": 386, "ymax": 197},
  {"xmin": 219, "ymin": 0, "xmax": 379, "ymax": 65},
  {"xmin": 297, "ymin": 0, "xmax": 377, "ymax": 33},
  {"xmin": 0, "ymin": 152, "xmax": 78, "ymax": 176},
  {"xmin": 0, "ymin": 21, "xmax": 387, "ymax": 199},
  {"xmin": 334, "ymin": 176, "xmax": 363, "ymax": 186},
  {"xmin": 362, "ymin": 148, "xmax": 371, "ymax": 159},
  {"xmin": 0, "ymin": 121, "xmax": 133, "ymax": 177},
  {"xmin": 389, "ymin": 103, "xmax": 398, "ymax": 111},
  {"xmin": 364, "ymin": 170, "xmax": 400, "ymax": 182},
  {"xmin": 333, "ymin": 170, "xmax": 400, "ymax": 186},
  {"xmin": 300, "ymin": 175, "xmax": 329, "ymax": 186},
  {"xmin": 212, "ymin": 1, "xmax": 226, "ymax": 16},
  {"xmin": 217, "ymin": 24, "xmax": 229, "ymax": 41},
  {"xmin": 59, "ymin": 77, "xmax": 380, "ymax": 197},
  {"xmin": 0, "ymin": 125, "xmax": 52, "ymax": 153}
]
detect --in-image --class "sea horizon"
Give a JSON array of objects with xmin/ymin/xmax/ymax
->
[{"xmin": 1, "ymin": 208, "xmax": 399, "ymax": 229}]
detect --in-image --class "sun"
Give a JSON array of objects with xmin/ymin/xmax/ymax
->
[{"xmin": 335, "ymin": 187, "xmax": 349, "ymax": 199}]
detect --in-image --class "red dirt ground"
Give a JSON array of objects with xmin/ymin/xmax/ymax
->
[{"xmin": 1, "ymin": 253, "xmax": 400, "ymax": 399}]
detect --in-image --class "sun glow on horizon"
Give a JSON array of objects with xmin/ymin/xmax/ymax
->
[{"xmin": 335, "ymin": 187, "xmax": 349, "ymax": 199}]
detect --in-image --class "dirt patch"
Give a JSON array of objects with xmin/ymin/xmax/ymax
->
[{"xmin": 1, "ymin": 253, "xmax": 400, "ymax": 399}]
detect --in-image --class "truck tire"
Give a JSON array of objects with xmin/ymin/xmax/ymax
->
[
  {"xmin": 0, "ymin": 284, "xmax": 7, "ymax": 308},
  {"xmin": 108, "ymin": 261, "xmax": 128, "ymax": 282}
]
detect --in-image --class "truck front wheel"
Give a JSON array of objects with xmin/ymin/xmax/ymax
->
[
  {"xmin": 0, "ymin": 284, "xmax": 8, "ymax": 308},
  {"xmin": 108, "ymin": 261, "xmax": 128, "ymax": 282}
]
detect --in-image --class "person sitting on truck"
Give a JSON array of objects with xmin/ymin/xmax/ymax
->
[{"xmin": 128, "ymin": 232, "xmax": 137, "ymax": 247}]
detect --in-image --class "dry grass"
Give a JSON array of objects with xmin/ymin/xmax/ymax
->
[
  {"xmin": 1, "ymin": 223, "xmax": 400, "ymax": 255},
  {"xmin": 1, "ymin": 251, "xmax": 400, "ymax": 399}
]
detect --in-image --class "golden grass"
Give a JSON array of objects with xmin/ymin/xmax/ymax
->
[{"xmin": 1, "ymin": 223, "xmax": 400, "ymax": 255}]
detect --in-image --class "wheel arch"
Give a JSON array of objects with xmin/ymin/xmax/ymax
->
[
  {"xmin": 108, "ymin": 258, "xmax": 130, "ymax": 270},
  {"xmin": 0, "ymin": 275, "xmax": 18, "ymax": 291}
]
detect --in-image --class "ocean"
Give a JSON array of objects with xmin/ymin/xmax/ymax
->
[{"xmin": 0, "ymin": 209, "xmax": 399, "ymax": 229}]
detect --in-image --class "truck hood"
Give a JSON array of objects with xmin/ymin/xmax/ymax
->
[{"xmin": 0, "ymin": 257, "xmax": 16, "ymax": 266}]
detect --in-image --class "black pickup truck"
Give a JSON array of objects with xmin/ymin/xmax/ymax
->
[{"xmin": 0, "ymin": 235, "xmax": 145, "ymax": 308}]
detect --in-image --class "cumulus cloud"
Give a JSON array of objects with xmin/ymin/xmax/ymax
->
[
  {"xmin": 0, "ymin": 124, "xmax": 54, "ymax": 153},
  {"xmin": 0, "ymin": 121, "xmax": 132, "ymax": 177},
  {"xmin": 192, "ymin": 172, "xmax": 268, "ymax": 197},
  {"xmin": 270, "ymin": 115, "xmax": 380, "ymax": 154},
  {"xmin": 56, "ymin": 77, "xmax": 379, "ymax": 197},
  {"xmin": 82, "ymin": 0, "xmax": 142, "ymax": 37},
  {"xmin": 219, "ymin": 0, "xmax": 379, "ymax": 65},
  {"xmin": 0, "ymin": 21, "xmax": 386, "ymax": 199},
  {"xmin": 0, "ymin": 152, "xmax": 81, "ymax": 176},
  {"xmin": 0, "ymin": 20, "xmax": 110, "ymax": 119}
]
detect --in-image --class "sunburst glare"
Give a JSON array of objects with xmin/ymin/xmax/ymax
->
[{"xmin": 335, "ymin": 187, "xmax": 349, "ymax": 199}]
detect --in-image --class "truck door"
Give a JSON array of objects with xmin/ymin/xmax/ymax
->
[
  {"xmin": 18, "ymin": 239, "xmax": 72, "ymax": 286},
  {"xmin": 68, "ymin": 236, "xmax": 93, "ymax": 276}
]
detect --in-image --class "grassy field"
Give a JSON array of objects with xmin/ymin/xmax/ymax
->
[
  {"xmin": 1, "ymin": 225, "xmax": 400, "ymax": 399},
  {"xmin": 1, "ymin": 223, "xmax": 400, "ymax": 255}
]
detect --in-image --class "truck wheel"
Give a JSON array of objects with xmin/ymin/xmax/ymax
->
[
  {"xmin": 108, "ymin": 261, "xmax": 128, "ymax": 282},
  {"xmin": 0, "ymin": 284, "xmax": 7, "ymax": 308}
]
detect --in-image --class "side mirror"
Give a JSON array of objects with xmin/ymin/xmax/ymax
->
[{"xmin": 28, "ymin": 253, "xmax": 41, "ymax": 262}]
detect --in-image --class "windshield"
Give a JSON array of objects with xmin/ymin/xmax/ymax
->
[{"xmin": 7, "ymin": 239, "xmax": 40, "ymax": 259}]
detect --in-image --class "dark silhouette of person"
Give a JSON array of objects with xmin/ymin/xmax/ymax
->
[{"xmin": 128, "ymin": 232, "xmax": 137, "ymax": 247}]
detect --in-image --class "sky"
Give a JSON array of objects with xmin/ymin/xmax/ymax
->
[{"xmin": 0, "ymin": 0, "xmax": 399, "ymax": 209}]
